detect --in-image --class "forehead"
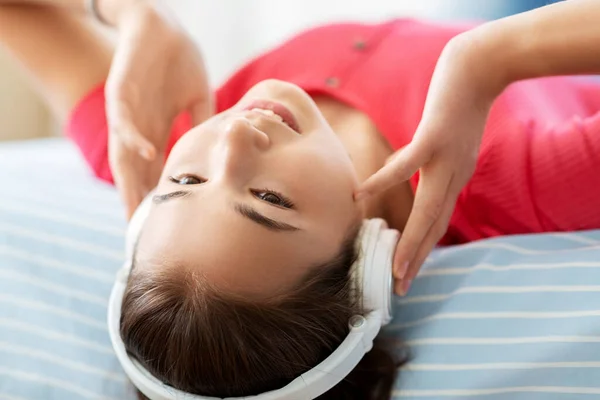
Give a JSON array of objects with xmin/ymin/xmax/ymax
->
[{"xmin": 135, "ymin": 199, "xmax": 345, "ymax": 297}]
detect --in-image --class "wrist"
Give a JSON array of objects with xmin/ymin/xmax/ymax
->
[
  {"xmin": 444, "ymin": 28, "xmax": 511, "ymax": 104},
  {"xmin": 456, "ymin": 26, "xmax": 513, "ymax": 101}
]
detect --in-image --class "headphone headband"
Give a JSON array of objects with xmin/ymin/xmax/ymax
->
[{"xmin": 108, "ymin": 196, "xmax": 398, "ymax": 400}]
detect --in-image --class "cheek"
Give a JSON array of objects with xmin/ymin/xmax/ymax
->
[
  {"xmin": 300, "ymin": 142, "xmax": 357, "ymax": 190},
  {"xmin": 279, "ymin": 146, "xmax": 358, "ymax": 211}
]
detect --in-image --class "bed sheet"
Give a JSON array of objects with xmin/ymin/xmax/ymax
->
[{"xmin": 1, "ymin": 139, "xmax": 599, "ymax": 400}]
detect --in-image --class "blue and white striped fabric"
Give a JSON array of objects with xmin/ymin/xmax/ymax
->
[
  {"xmin": 387, "ymin": 231, "xmax": 600, "ymax": 399},
  {"xmin": 0, "ymin": 139, "xmax": 130, "ymax": 400},
  {"xmin": 1, "ymin": 138, "xmax": 600, "ymax": 400}
]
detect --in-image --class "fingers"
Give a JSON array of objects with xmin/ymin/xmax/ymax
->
[
  {"xmin": 407, "ymin": 181, "xmax": 459, "ymax": 277},
  {"xmin": 112, "ymin": 162, "xmax": 146, "ymax": 220},
  {"xmin": 145, "ymin": 155, "xmax": 164, "ymax": 192},
  {"xmin": 107, "ymin": 99, "xmax": 156, "ymax": 161},
  {"xmin": 392, "ymin": 167, "xmax": 453, "ymax": 278},
  {"xmin": 395, "ymin": 178, "xmax": 461, "ymax": 296},
  {"xmin": 114, "ymin": 162, "xmax": 161, "ymax": 220},
  {"xmin": 394, "ymin": 279, "xmax": 411, "ymax": 297},
  {"xmin": 115, "ymin": 120, "xmax": 156, "ymax": 161},
  {"xmin": 109, "ymin": 135, "xmax": 161, "ymax": 220},
  {"xmin": 356, "ymin": 141, "xmax": 430, "ymax": 199}
]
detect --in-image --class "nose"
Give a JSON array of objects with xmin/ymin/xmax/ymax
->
[{"xmin": 216, "ymin": 116, "xmax": 270, "ymax": 180}]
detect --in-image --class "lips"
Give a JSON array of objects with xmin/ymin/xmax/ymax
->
[{"xmin": 242, "ymin": 100, "xmax": 301, "ymax": 133}]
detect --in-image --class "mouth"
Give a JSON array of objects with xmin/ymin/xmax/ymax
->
[{"xmin": 242, "ymin": 100, "xmax": 301, "ymax": 134}]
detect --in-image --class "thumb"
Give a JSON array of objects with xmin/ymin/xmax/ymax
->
[{"xmin": 356, "ymin": 142, "xmax": 427, "ymax": 199}]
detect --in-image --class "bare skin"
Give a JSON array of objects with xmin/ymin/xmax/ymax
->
[
  {"xmin": 359, "ymin": 0, "xmax": 600, "ymax": 292},
  {"xmin": 0, "ymin": 5, "xmax": 414, "ymax": 297},
  {"xmin": 0, "ymin": 5, "xmax": 412, "ymax": 227},
  {"xmin": 314, "ymin": 95, "xmax": 413, "ymax": 229}
]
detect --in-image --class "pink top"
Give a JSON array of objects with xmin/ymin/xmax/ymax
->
[{"xmin": 68, "ymin": 19, "xmax": 600, "ymax": 244}]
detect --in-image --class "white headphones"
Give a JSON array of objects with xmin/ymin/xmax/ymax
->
[{"xmin": 108, "ymin": 194, "xmax": 399, "ymax": 400}]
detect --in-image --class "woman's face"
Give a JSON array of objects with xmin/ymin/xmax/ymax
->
[{"xmin": 136, "ymin": 80, "xmax": 362, "ymax": 297}]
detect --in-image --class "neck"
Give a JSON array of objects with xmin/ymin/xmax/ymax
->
[{"xmin": 312, "ymin": 95, "xmax": 413, "ymax": 232}]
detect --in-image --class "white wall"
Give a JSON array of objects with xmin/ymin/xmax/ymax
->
[
  {"xmin": 167, "ymin": 0, "xmax": 508, "ymax": 86},
  {"xmin": 0, "ymin": 50, "xmax": 53, "ymax": 141},
  {"xmin": 0, "ymin": 0, "xmax": 517, "ymax": 140}
]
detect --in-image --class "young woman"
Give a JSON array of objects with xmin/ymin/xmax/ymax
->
[{"xmin": 1, "ymin": 0, "xmax": 599, "ymax": 398}]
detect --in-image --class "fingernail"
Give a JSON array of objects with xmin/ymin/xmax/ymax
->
[
  {"xmin": 395, "ymin": 261, "xmax": 409, "ymax": 278},
  {"xmin": 354, "ymin": 191, "xmax": 369, "ymax": 201},
  {"xmin": 400, "ymin": 279, "xmax": 413, "ymax": 296},
  {"xmin": 139, "ymin": 148, "xmax": 153, "ymax": 160}
]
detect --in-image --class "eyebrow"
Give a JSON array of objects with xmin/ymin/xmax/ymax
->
[
  {"xmin": 152, "ymin": 191, "xmax": 300, "ymax": 232},
  {"xmin": 152, "ymin": 190, "xmax": 192, "ymax": 204},
  {"xmin": 234, "ymin": 203, "xmax": 300, "ymax": 232}
]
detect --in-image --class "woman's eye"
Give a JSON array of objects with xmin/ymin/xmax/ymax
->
[
  {"xmin": 253, "ymin": 190, "xmax": 295, "ymax": 209},
  {"xmin": 169, "ymin": 175, "xmax": 206, "ymax": 185},
  {"xmin": 259, "ymin": 192, "xmax": 282, "ymax": 205}
]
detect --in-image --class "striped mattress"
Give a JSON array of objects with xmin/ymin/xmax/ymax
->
[{"xmin": 1, "ymin": 138, "xmax": 600, "ymax": 400}]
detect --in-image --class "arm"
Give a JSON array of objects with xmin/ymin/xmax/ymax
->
[
  {"xmin": 0, "ymin": 0, "xmax": 212, "ymax": 218},
  {"xmin": 359, "ymin": 0, "xmax": 600, "ymax": 295},
  {"xmin": 459, "ymin": 0, "xmax": 600, "ymax": 233},
  {"xmin": 0, "ymin": 0, "xmax": 138, "ymax": 26},
  {"xmin": 0, "ymin": 0, "xmax": 89, "ymax": 8},
  {"xmin": 455, "ymin": 0, "xmax": 600, "ymax": 99}
]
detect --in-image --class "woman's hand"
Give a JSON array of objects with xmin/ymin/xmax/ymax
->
[
  {"xmin": 357, "ymin": 35, "xmax": 500, "ymax": 295},
  {"xmin": 105, "ymin": 1, "xmax": 212, "ymax": 218},
  {"xmin": 358, "ymin": 0, "xmax": 600, "ymax": 295}
]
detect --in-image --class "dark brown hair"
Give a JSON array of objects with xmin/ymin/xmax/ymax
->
[{"xmin": 120, "ymin": 232, "xmax": 402, "ymax": 399}]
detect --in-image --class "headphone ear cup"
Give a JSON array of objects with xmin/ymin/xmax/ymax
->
[
  {"xmin": 352, "ymin": 221, "xmax": 369, "ymax": 306},
  {"xmin": 355, "ymin": 218, "xmax": 400, "ymax": 326}
]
